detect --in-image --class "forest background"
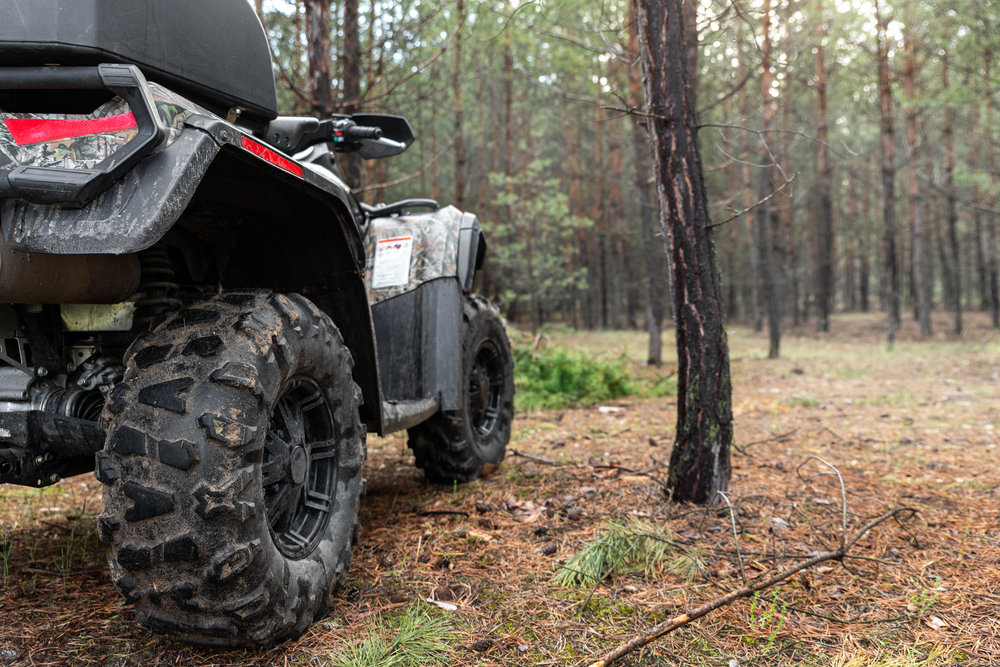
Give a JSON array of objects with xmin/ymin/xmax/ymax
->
[{"xmin": 256, "ymin": 0, "xmax": 1000, "ymax": 355}]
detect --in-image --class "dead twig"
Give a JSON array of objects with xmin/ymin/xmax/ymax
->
[
  {"xmin": 510, "ymin": 450, "xmax": 562, "ymax": 466},
  {"xmin": 733, "ymin": 428, "xmax": 799, "ymax": 455},
  {"xmin": 582, "ymin": 506, "xmax": 917, "ymax": 667}
]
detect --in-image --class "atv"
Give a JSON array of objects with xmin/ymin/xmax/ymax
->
[{"xmin": 0, "ymin": 0, "xmax": 513, "ymax": 647}]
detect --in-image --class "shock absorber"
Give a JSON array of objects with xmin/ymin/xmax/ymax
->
[{"xmin": 134, "ymin": 244, "xmax": 181, "ymax": 325}]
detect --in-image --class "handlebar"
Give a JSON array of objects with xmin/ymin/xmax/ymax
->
[{"xmin": 341, "ymin": 124, "xmax": 382, "ymax": 141}]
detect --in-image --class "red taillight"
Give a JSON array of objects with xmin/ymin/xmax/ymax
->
[
  {"xmin": 240, "ymin": 136, "xmax": 303, "ymax": 177},
  {"xmin": 3, "ymin": 112, "xmax": 137, "ymax": 146}
]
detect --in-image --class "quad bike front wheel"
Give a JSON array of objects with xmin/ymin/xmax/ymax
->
[
  {"xmin": 408, "ymin": 295, "xmax": 514, "ymax": 483},
  {"xmin": 96, "ymin": 291, "xmax": 365, "ymax": 647}
]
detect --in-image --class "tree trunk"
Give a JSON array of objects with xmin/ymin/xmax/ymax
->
[
  {"xmin": 629, "ymin": 0, "xmax": 664, "ymax": 364},
  {"xmin": 430, "ymin": 106, "xmax": 439, "ymax": 201},
  {"xmin": 340, "ymin": 0, "xmax": 362, "ymax": 189},
  {"xmin": 453, "ymin": 0, "xmax": 466, "ymax": 210},
  {"xmin": 986, "ymin": 56, "xmax": 1000, "ymax": 328},
  {"xmin": 637, "ymin": 0, "xmax": 733, "ymax": 504},
  {"xmin": 815, "ymin": 0, "xmax": 833, "ymax": 333},
  {"xmin": 904, "ymin": 26, "xmax": 931, "ymax": 336},
  {"xmin": 861, "ymin": 157, "xmax": 871, "ymax": 312},
  {"xmin": 304, "ymin": 0, "xmax": 333, "ymax": 117},
  {"xmin": 846, "ymin": 169, "xmax": 858, "ymax": 311},
  {"xmin": 782, "ymin": 13, "xmax": 798, "ymax": 328},
  {"xmin": 757, "ymin": 0, "xmax": 781, "ymax": 357},
  {"xmin": 737, "ymin": 25, "xmax": 762, "ymax": 331},
  {"xmin": 942, "ymin": 55, "xmax": 962, "ymax": 335},
  {"xmin": 609, "ymin": 120, "xmax": 625, "ymax": 330},
  {"xmin": 592, "ymin": 102, "xmax": 608, "ymax": 329},
  {"xmin": 876, "ymin": 5, "xmax": 900, "ymax": 344}
]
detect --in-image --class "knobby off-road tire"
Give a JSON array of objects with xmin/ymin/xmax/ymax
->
[
  {"xmin": 96, "ymin": 291, "xmax": 366, "ymax": 647},
  {"xmin": 408, "ymin": 295, "xmax": 514, "ymax": 483}
]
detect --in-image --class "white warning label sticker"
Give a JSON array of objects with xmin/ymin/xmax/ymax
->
[{"xmin": 371, "ymin": 236, "xmax": 414, "ymax": 288}]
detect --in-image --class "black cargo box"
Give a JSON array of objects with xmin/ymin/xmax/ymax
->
[{"xmin": 0, "ymin": 0, "xmax": 278, "ymax": 123}]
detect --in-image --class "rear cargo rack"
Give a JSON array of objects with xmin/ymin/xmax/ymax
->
[{"xmin": 0, "ymin": 64, "xmax": 166, "ymax": 207}]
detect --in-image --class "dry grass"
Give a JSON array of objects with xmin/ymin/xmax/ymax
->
[{"xmin": 0, "ymin": 311, "xmax": 997, "ymax": 666}]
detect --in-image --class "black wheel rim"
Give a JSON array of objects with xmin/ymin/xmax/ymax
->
[
  {"xmin": 263, "ymin": 376, "xmax": 338, "ymax": 559},
  {"xmin": 468, "ymin": 340, "xmax": 505, "ymax": 442}
]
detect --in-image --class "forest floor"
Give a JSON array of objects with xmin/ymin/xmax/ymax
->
[{"xmin": 0, "ymin": 311, "xmax": 998, "ymax": 666}]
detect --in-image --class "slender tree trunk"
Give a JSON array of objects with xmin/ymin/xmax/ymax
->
[
  {"xmin": 781, "ymin": 3, "xmax": 797, "ymax": 326},
  {"xmin": 609, "ymin": 123, "xmax": 626, "ymax": 330},
  {"xmin": 430, "ymin": 107, "xmax": 439, "ymax": 201},
  {"xmin": 904, "ymin": 27, "xmax": 931, "ymax": 336},
  {"xmin": 757, "ymin": 0, "xmax": 781, "ymax": 357},
  {"xmin": 304, "ymin": 0, "xmax": 333, "ymax": 117},
  {"xmin": 942, "ymin": 55, "xmax": 962, "ymax": 334},
  {"xmin": 453, "ymin": 0, "xmax": 466, "ymax": 210},
  {"xmin": 846, "ymin": 169, "xmax": 858, "ymax": 311},
  {"xmin": 986, "ymin": 56, "xmax": 1000, "ymax": 328},
  {"xmin": 737, "ymin": 26, "xmax": 762, "ymax": 331},
  {"xmin": 340, "ymin": 0, "xmax": 362, "ymax": 189},
  {"xmin": 876, "ymin": 6, "xmax": 900, "ymax": 344},
  {"xmin": 966, "ymin": 100, "xmax": 987, "ymax": 310},
  {"xmin": 592, "ymin": 103, "xmax": 608, "ymax": 329},
  {"xmin": 629, "ymin": 0, "xmax": 664, "ymax": 363},
  {"xmin": 860, "ymin": 157, "xmax": 871, "ymax": 312},
  {"xmin": 815, "ymin": 0, "xmax": 833, "ymax": 333},
  {"xmin": 637, "ymin": 0, "xmax": 732, "ymax": 504}
]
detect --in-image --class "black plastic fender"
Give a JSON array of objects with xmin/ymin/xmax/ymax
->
[{"xmin": 1, "ymin": 129, "xmax": 219, "ymax": 254}]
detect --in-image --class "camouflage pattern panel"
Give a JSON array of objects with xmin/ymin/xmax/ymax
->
[
  {"xmin": 364, "ymin": 205, "xmax": 463, "ymax": 304},
  {"xmin": 0, "ymin": 82, "xmax": 198, "ymax": 173}
]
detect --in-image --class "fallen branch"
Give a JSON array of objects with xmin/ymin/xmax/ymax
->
[
  {"xmin": 733, "ymin": 428, "xmax": 798, "ymax": 455},
  {"xmin": 509, "ymin": 450, "xmax": 561, "ymax": 466},
  {"xmin": 582, "ymin": 506, "xmax": 917, "ymax": 667}
]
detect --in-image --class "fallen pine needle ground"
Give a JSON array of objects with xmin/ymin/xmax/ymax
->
[{"xmin": 0, "ymin": 311, "xmax": 996, "ymax": 666}]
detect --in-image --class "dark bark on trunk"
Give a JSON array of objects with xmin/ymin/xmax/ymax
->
[
  {"xmin": 757, "ymin": 0, "xmax": 780, "ymax": 357},
  {"xmin": 876, "ymin": 7, "xmax": 900, "ymax": 344},
  {"xmin": 861, "ymin": 157, "xmax": 871, "ymax": 312},
  {"xmin": 453, "ymin": 0, "xmax": 466, "ymax": 210},
  {"xmin": 942, "ymin": 56, "xmax": 962, "ymax": 335},
  {"xmin": 304, "ymin": 0, "xmax": 333, "ymax": 117},
  {"xmin": 629, "ymin": 0, "xmax": 664, "ymax": 364},
  {"xmin": 609, "ymin": 128, "xmax": 625, "ymax": 330},
  {"xmin": 815, "ymin": 0, "xmax": 833, "ymax": 333},
  {"xmin": 986, "ymin": 56, "xmax": 1000, "ymax": 328},
  {"xmin": 637, "ymin": 0, "xmax": 733, "ymax": 504},
  {"xmin": 846, "ymin": 170, "xmax": 858, "ymax": 311},
  {"xmin": 430, "ymin": 107, "xmax": 439, "ymax": 201},
  {"xmin": 904, "ymin": 28, "xmax": 931, "ymax": 336},
  {"xmin": 592, "ymin": 103, "xmax": 608, "ymax": 329},
  {"xmin": 737, "ymin": 26, "xmax": 762, "ymax": 331},
  {"xmin": 782, "ymin": 5, "xmax": 797, "ymax": 326},
  {"xmin": 340, "ymin": 0, "xmax": 362, "ymax": 189},
  {"xmin": 969, "ymin": 99, "xmax": 986, "ymax": 310}
]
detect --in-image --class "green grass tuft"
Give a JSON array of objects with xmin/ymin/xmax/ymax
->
[
  {"xmin": 553, "ymin": 519, "xmax": 699, "ymax": 588},
  {"xmin": 328, "ymin": 607, "xmax": 456, "ymax": 667},
  {"xmin": 513, "ymin": 338, "xmax": 676, "ymax": 412}
]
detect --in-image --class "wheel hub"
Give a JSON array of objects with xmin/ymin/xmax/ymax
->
[
  {"xmin": 289, "ymin": 446, "xmax": 309, "ymax": 486},
  {"xmin": 262, "ymin": 377, "xmax": 338, "ymax": 559},
  {"xmin": 469, "ymin": 341, "xmax": 505, "ymax": 442}
]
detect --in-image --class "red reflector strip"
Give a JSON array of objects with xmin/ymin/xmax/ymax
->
[
  {"xmin": 240, "ymin": 136, "xmax": 303, "ymax": 177},
  {"xmin": 4, "ymin": 112, "xmax": 137, "ymax": 145}
]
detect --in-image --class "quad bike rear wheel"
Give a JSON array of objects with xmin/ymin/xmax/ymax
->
[
  {"xmin": 96, "ymin": 291, "xmax": 365, "ymax": 647},
  {"xmin": 408, "ymin": 295, "xmax": 514, "ymax": 483}
]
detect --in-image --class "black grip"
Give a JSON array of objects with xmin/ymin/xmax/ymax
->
[{"xmin": 343, "ymin": 125, "xmax": 382, "ymax": 141}]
